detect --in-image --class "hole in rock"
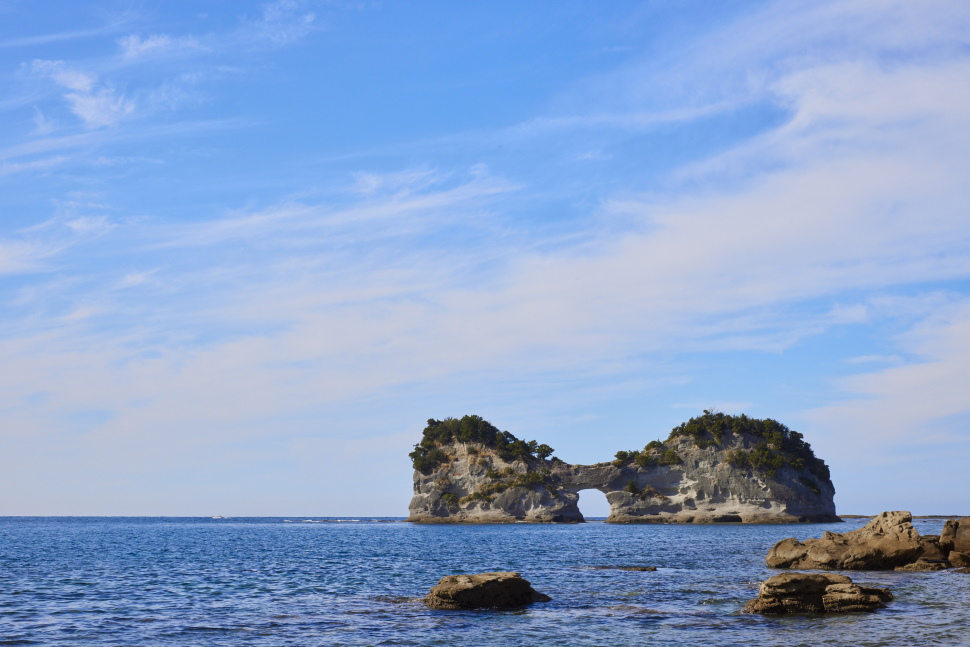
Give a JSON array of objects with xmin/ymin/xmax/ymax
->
[{"xmin": 575, "ymin": 489, "xmax": 610, "ymax": 520}]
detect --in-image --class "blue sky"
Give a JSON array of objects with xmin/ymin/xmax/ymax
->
[{"xmin": 2, "ymin": 1, "xmax": 969, "ymax": 516}]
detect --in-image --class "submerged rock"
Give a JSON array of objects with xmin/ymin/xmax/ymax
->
[
  {"xmin": 423, "ymin": 572, "xmax": 551, "ymax": 610},
  {"xmin": 894, "ymin": 559, "xmax": 949, "ymax": 572},
  {"xmin": 743, "ymin": 572, "xmax": 892, "ymax": 614}
]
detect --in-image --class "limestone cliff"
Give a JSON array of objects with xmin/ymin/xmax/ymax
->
[{"xmin": 406, "ymin": 413, "xmax": 839, "ymax": 523}]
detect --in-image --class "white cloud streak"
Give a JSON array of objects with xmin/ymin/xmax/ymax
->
[
  {"xmin": 118, "ymin": 34, "xmax": 201, "ymax": 59},
  {"xmin": 247, "ymin": 0, "xmax": 317, "ymax": 45},
  {"xmin": 30, "ymin": 59, "xmax": 134, "ymax": 128}
]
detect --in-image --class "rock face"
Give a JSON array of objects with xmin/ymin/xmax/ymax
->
[
  {"xmin": 949, "ymin": 551, "xmax": 970, "ymax": 568},
  {"xmin": 941, "ymin": 517, "xmax": 970, "ymax": 553},
  {"xmin": 423, "ymin": 572, "xmax": 551, "ymax": 609},
  {"xmin": 767, "ymin": 511, "xmax": 964, "ymax": 570},
  {"xmin": 743, "ymin": 572, "xmax": 892, "ymax": 614},
  {"xmin": 407, "ymin": 413, "xmax": 838, "ymax": 524}
]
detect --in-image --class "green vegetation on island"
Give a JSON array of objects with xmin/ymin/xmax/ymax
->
[
  {"xmin": 671, "ymin": 410, "xmax": 830, "ymax": 481},
  {"xmin": 608, "ymin": 410, "xmax": 830, "ymax": 484},
  {"xmin": 613, "ymin": 441, "xmax": 682, "ymax": 468},
  {"xmin": 459, "ymin": 467, "xmax": 553, "ymax": 504},
  {"xmin": 409, "ymin": 415, "xmax": 555, "ymax": 474},
  {"xmin": 623, "ymin": 480, "xmax": 670, "ymax": 502},
  {"xmin": 411, "ymin": 411, "xmax": 831, "ymax": 499}
]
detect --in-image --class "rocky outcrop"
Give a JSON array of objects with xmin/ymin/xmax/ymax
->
[
  {"xmin": 407, "ymin": 413, "xmax": 838, "ymax": 524},
  {"xmin": 767, "ymin": 511, "xmax": 965, "ymax": 570},
  {"xmin": 742, "ymin": 572, "xmax": 892, "ymax": 614},
  {"xmin": 948, "ymin": 552, "xmax": 970, "ymax": 568},
  {"xmin": 423, "ymin": 572, "xmax": 550, "ymax": 609},
  {"xmin": 941, "ymin": 517, "xmax": 970, "ymax": 553}
]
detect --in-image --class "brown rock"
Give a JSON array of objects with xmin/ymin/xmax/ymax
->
[
  {"xmin": 766, "ymin": 511, "xmax": 924, "ymax": 570},
  {"xmin": 948, "ymin": 551, "xmax": 970, "ymax": 567},
  {"xmin": 821, "ymin": 582, "xmax": 894, "ymax": 612},
  {"xmin": 941, "ymin": 517, "xmax": 970, "ymax": 553},
  {"xmin": 895, "ymin": 559, "xmax": 949, "ymax": 572},
  {"xmin": 954, "ymin": 567, "xmax": 970, "ymax": 574},
  {"xmin": 917, "ymin": 535, "xmax": 947, "ymax": 561},
  {"xmin": 423, "ymin": 572, "xmax": 551, "ymax": 610},
  {"xmin": 743, "ymin": 572, "xmax": 891, "ymax": 614}
]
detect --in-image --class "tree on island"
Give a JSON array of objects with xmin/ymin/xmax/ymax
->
[{"xmin": 409, "ymin": 415, "xmax": 556, "ymax": 474}]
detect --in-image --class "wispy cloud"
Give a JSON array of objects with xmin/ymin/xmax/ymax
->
[
  {"xmin": 807, "ymin": 297, "xmax": 970, "ymax": 449},
  {"xmin": 30, "ymin": 59, "xmax": 95, "ymax": 92},
  {"xmin": 6, "ymin": 24, "xmax": 970, "ymax": 429},
  {"xmin": 243, "ymin": 0, "xmax": 318, "ymax": 46},
  {"xmin": 0, "ymin": 25, "xmax": 128, "ymax": 49},
  {"xmin": 0, "ymin": 155, "xmax": 66, "ymax": 176},
  {"xmin": 64, "ymin": 87, "xmax": 135, "ymax": 128},
  {"xmin": 30, "ymin": 59, "xmax": 134, "ymax": 128},
  {"xmin": 118, "ymin": 34, "xmax": 202, "ymax": 60}
]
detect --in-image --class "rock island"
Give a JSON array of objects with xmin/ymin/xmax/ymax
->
[{"xmin": 406, "ymin": 411, "xmax": 839, "ymax": 523}]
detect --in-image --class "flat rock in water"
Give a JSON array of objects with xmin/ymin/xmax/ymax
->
[
  {"xmin": 423, "ymin": 572, "xmax": 551, "ymax": 610},
  {"xmin": 895, "ymin": 559, "xmax": 949, "ymax": 572},
  {"xmin": 743, "ymin": 572, "xmax": 892, "ymax": 614}
]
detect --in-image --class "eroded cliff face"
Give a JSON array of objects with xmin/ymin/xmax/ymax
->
[{"xmin": 406, "ymin": 419, "xmax": 838, "ymax": 524}]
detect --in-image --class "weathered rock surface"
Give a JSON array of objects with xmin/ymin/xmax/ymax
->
[
  {"xmin": 895, "ymin": 559, "xmax": 949, "ymax": 572},
  {"xmin": 743, "ymin": 572, "xmax": 892, "ymax": 614},
  {"xmin": 423, "ymin": 572, "xmax": 551, "ymax": 610},
  {"xmin": 941, "ymin": 517, "xmax": 970, "ymax": 553},
  {"xmin": 767, "ymin": 511, "xmax": 922, "ymax": 570},
  {"xmin": 407, "ymin": 413, "xmax": 839, "ymax": 524},
  {"xmin": 767, "ymin": 511, "xmax": 969, "ymax": 571},
  {"xmin": 948, "ymin": 551, "xmax": 970, "ymax": 568}
]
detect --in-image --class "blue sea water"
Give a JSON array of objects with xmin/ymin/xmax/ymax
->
[{"xmin": 0, "ymin": 517, "xmax": 966, "ymax": 646}]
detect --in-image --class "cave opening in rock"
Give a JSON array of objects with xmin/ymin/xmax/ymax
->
[{"xmin": 576, "ymin": 489, "xmax": 610, "ymax": 520}]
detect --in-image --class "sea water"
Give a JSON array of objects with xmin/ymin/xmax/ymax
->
[{"xmin": 1, "ymin": 517, "xmax": 966, "ymax": 646}]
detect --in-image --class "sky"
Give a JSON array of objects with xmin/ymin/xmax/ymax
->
[{"xmin": 1, "ymin": 0, "xmax": 969, "ymax": 517}]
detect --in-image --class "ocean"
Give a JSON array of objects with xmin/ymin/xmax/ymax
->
[{"xmin": 0, "ymin": 517, "xmax": 966, "ymax": 646}]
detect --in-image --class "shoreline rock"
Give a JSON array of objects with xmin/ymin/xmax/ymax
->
[
  {"xmin": 423, "ymin": 572, "xmax": 551, "ymax": 610},
  {"xmin": 743, "ymin": 572, "xmax": 892, "ymax": 614},
  {"xmin": 766, "ymin": 511, "xmax": 969, "ymax": 571}
]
